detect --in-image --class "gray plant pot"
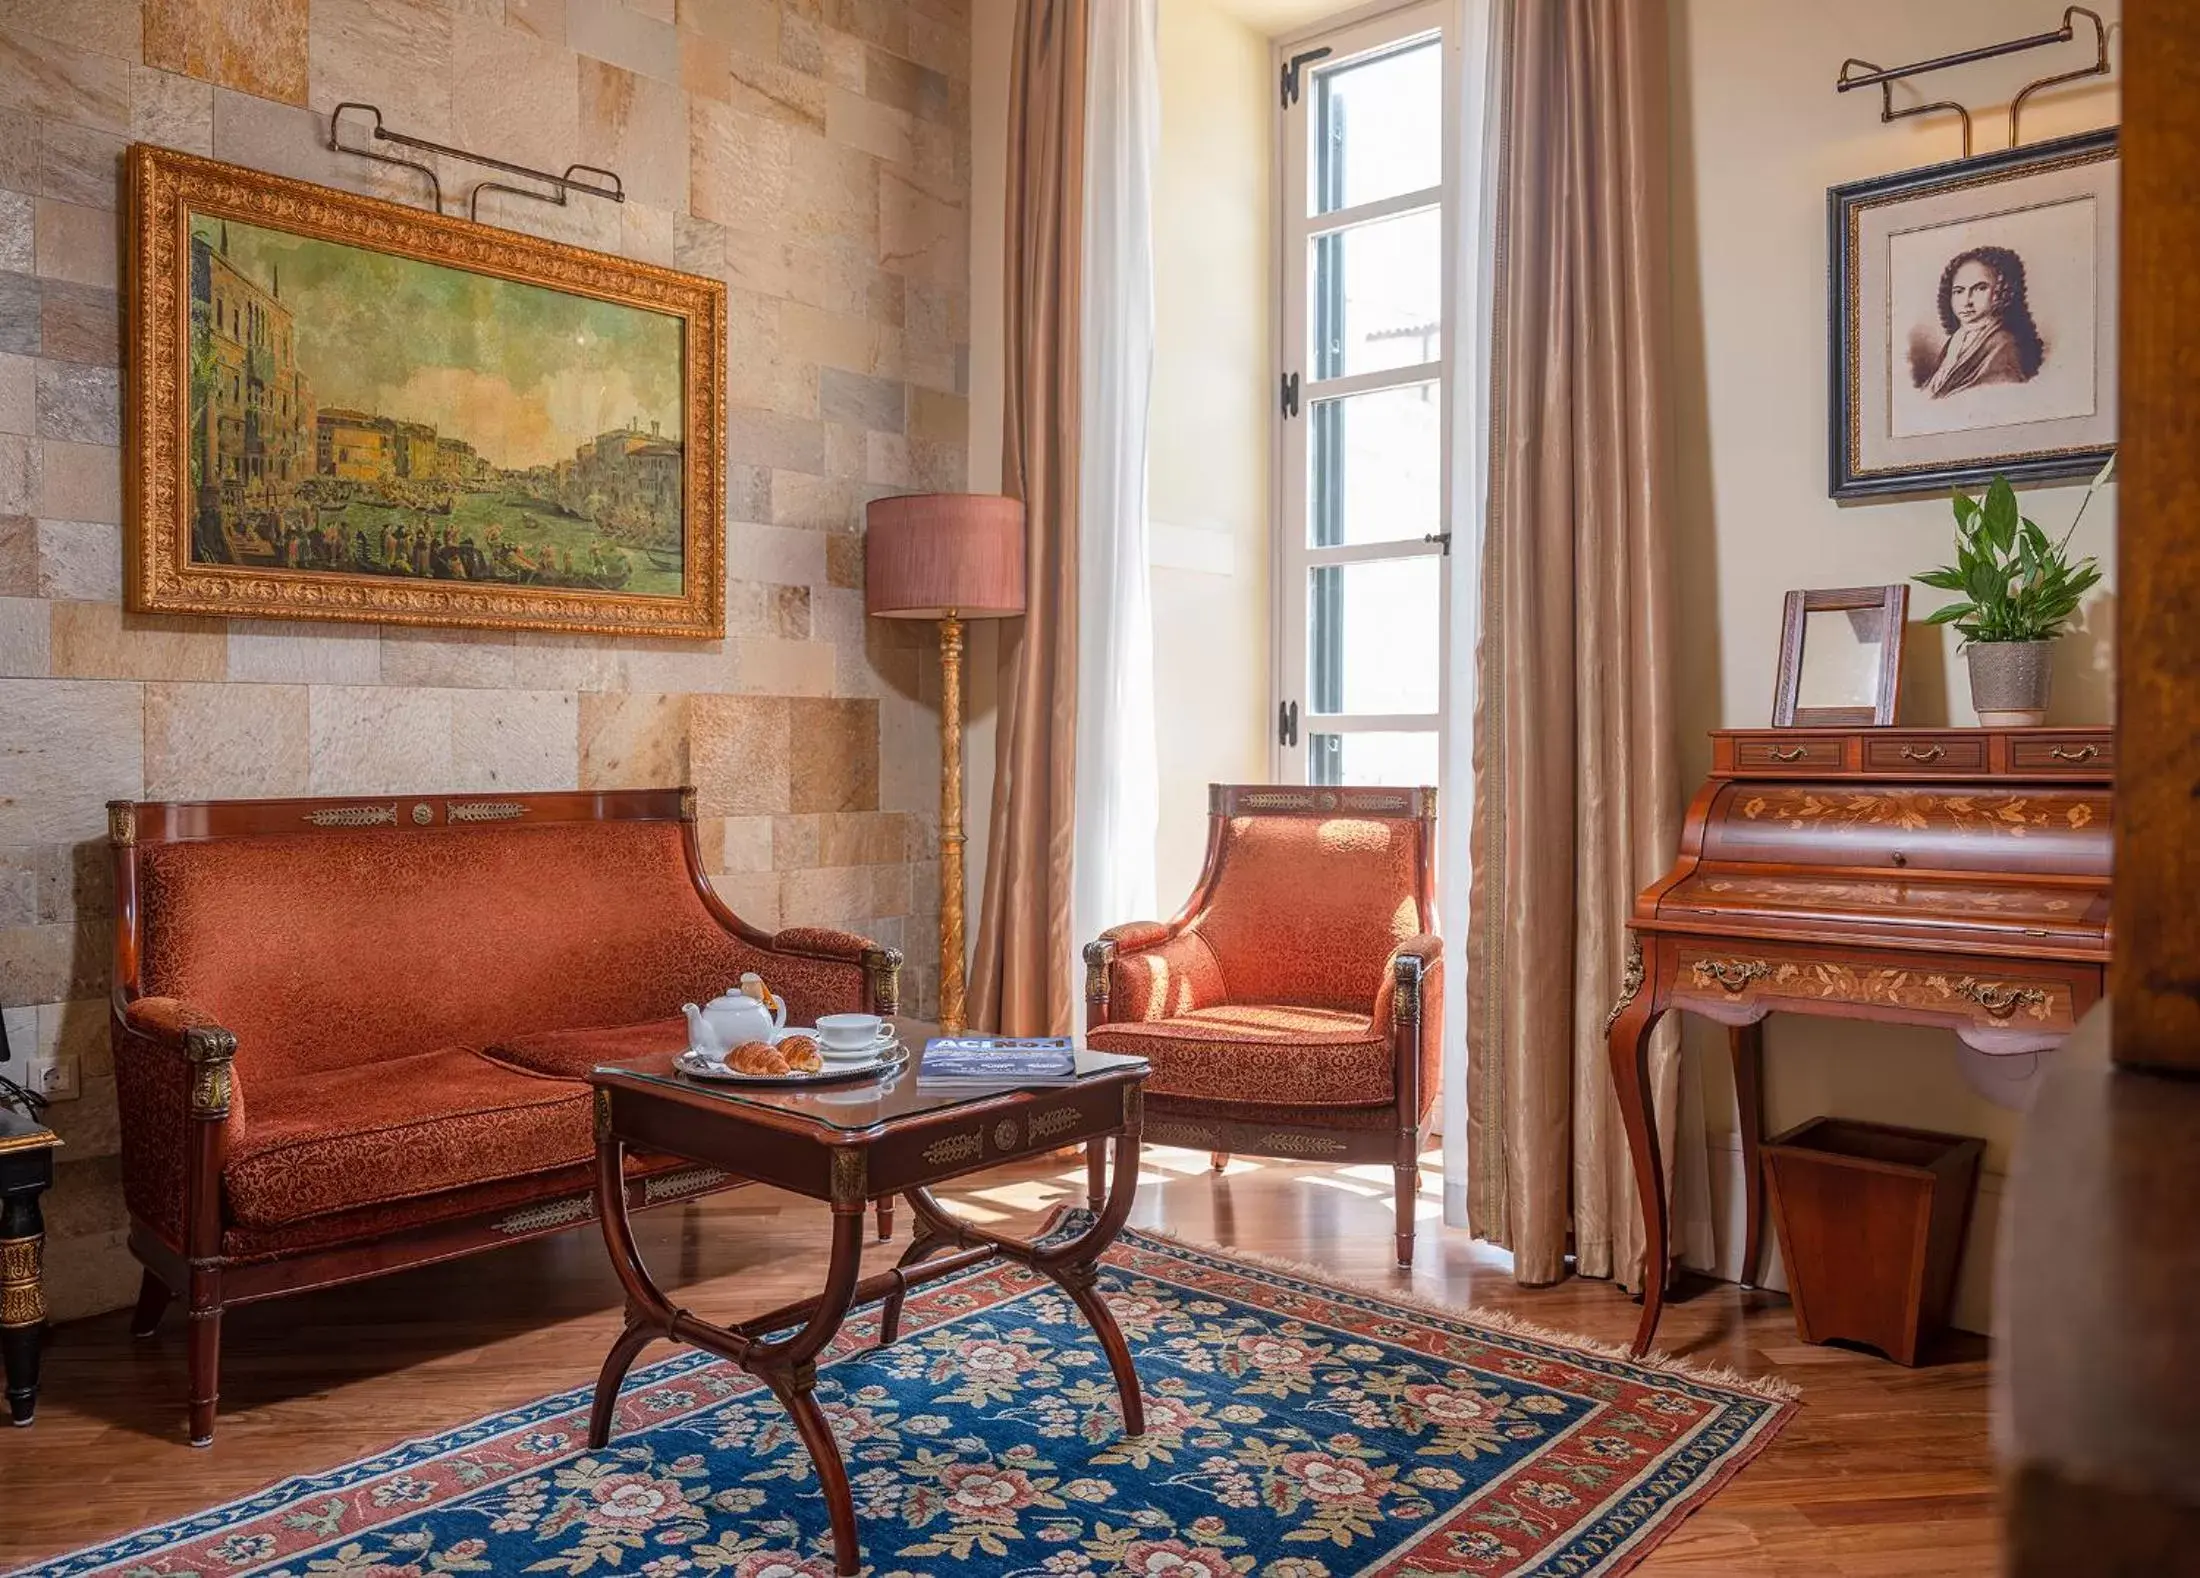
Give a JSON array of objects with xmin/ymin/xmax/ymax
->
[{"xmin": 1966, "ymin": 639, "xmax": 2053, "ymax": 728}]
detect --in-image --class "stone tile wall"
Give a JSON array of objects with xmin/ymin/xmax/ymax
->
[{"xmin": 0, "ymin": 0, "xmax": 970, "ymax": 1318}]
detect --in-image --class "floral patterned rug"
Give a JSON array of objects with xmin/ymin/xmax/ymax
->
[{"xmin": 27, "ymin": 1228, "xmax": 1794, "ymax": 1578}]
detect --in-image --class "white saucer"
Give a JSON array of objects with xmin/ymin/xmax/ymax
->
[{"xmin": 780, "ymin": 1025, "xmax": 899, "ymax": 1062}]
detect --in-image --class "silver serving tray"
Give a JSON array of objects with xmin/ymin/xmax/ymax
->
[{"xmin": 675, "ymin": 1036, "xmax": 904, "ymax": 1086}]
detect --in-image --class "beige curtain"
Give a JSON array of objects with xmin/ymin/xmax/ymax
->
[
  {"xmin": 971, "ymin": 0, "xmax": 1088, "ymax": 1037},
  {"xmin": 1464, "ymin": 0, "xmax": 1682, "ymax": 1292}
]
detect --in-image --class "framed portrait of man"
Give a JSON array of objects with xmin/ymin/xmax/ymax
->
[{"xmin": 1830, "ymin": 129, "xmax": 2117, "ymax": 500}]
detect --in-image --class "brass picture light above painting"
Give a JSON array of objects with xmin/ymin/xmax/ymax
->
[
  {"xmin": 125, "ymin": 146, "xmax": 727, "ymax": 638},
  {"xmin": 1829, "ymin": 129, "xmax": 2118, "ymax": 500},
  {"xmin": 1772, "ymin": 584, "xmax": 1909, "ymax": 727}
]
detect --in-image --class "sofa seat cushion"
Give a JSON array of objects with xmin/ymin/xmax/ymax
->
[
  {"xmin": 222, "ymin": 1047, "xmax": 591, "ymax": 1229},
  {"xmin": 484, "ymin": 1016, "xmax": 689, "ymax": 1081},
  {"xmin": 220, "ymin": 1151, "xmax": 736, "ymax": 1263},
  {"xmin": 1086, "ymin": 1004, "xmax": 1392, "ymax": 1107}
]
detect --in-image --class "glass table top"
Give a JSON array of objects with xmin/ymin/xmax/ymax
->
[{"xmin": 598, "ymin": 1022, "xmax": 1148, "ymax": 1133}]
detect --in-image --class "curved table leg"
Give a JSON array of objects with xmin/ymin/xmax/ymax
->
[
  {"xmin": 586, "ymin": 1126, "xmax": 871, "ymax": 1574},
  {"xmin": 904, "ymin": 1130, "xmax": 1147, "ymax": 1435},
  {"xmin": 771, "ymin": 1368, "xmax": 861, "ymax": 1576},
  {"xmin": 1607, "ymin": 983, "xmax": 1672, "ymax": 1358},
  {"xmin": 1729, "ymin": 1020, "xmax": 1766, "ymax": 1290},
  {"xmin": 586, "ymin": 1316, "xmax": 658, "ymax": 1449},
  {"xmin": 878, "ymin": 1227, "xmax": 950, "ymax": 1346}
]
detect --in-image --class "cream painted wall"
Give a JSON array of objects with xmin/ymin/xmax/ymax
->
[
  {"xmin": 1149, "ymin": 0, "xmax": 1273, "ymax": 903},
  {"xmin": 1668, "ymin": 0, "xmax": 2122, "ymax": 1332}
]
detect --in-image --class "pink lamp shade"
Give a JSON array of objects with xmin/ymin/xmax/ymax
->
[{"xmin": 864, "ymin": 494, "xmax": 1027, "ymax": 620}]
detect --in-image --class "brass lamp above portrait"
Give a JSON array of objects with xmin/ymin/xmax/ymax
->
[{"xmin": 865, "ymin": 494, "xmax": 1027, "ymax": 1033}]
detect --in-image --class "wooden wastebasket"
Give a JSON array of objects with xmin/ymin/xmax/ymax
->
[{"xmin": 1762, "ymin": 1117, "xmax": 1983, "ymax": 1366}]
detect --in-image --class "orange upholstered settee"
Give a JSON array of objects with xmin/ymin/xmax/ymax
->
[
  {"xmin": 107, "ymin": 788, "xmax": 900, "ymax": 1446},
  {"xmin": 1082, "ymin": 784, "xmax": 1441, "ymax": 1265}
]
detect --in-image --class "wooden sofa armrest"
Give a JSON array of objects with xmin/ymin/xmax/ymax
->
[
  {"xmin": 1084, "ymin": 923, "xmax": 1225, "ymax": 1027},
  {"xmin": 756, "ymin": 929, "xmax": 905, "ymax": 1019},
  {"xmin": 1374, "ymin": 937, "xmax": 1444, "ymax": 1122},
  {"xmin": 112, "ymin": 995, "xmax": 239, "ymax": 1256}
]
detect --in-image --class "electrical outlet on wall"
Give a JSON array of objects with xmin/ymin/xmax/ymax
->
[
  {"xmin": 33, "ymin": 1055, "xmax": 79, "ymax": 1101},
  {"xmin": 2, "ymin": 1004, "xmax": 78, "ymax": 1102}
]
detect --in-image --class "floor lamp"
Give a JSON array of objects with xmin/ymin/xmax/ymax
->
[{"xmin": 864, "ymin": 494, "xmax": 1027, "ymax": 1033}]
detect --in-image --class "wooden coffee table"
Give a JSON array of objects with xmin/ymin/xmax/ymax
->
[{"xmin": 585, "ymin": 1028, "xmax": 1150, "ymax": 1576}]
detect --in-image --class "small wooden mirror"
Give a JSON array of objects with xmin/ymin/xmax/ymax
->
[{"xmin": 1773, "ymin": 585, "xmax": 1909, "ymax": 726}]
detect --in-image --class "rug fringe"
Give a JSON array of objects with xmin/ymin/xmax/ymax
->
[{"xmin": 1119, "ymin": 1225, "xmax": 1804, "ymax": 1407}]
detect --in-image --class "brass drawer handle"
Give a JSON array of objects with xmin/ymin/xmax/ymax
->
[
  {"xmin": 2050, "ymin": 744, "xmax": 2099, "ymax": 763},
  {"xmin": 1900, "ymin": 743, "xmax": 1945, "ymax": 762},
  {"xmin": 1768, "ymin": 745, "xmax": 1808, "ymax": 763},
  {"xmin": 1956, "ymin": 979, "xmax": 2051, "ymax": 1020},
  {"xmin": 1692, "ymin": 957, "xmax": 1771, "ymax": 994}
]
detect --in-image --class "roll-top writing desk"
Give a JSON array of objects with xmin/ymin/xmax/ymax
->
[{"xmin": 1605, "ymin": 726, "xmax": 2112, "ymax": 1355}]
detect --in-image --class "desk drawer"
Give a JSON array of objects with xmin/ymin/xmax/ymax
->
[
  {"xmin": 1733, "ymin": 735, "xmax": 1846, "ymax": 772},
  {"xmin": 1862, "ymin": 734, "xmax": 1990, "ymax": 774},
  {"xmin": 2009, "ymin": 732, "xmax": 2114, "ymax": 776},
  {"xmin": 1668, "ymin": 940, "xmax": 2082, "ymax": 1042}
]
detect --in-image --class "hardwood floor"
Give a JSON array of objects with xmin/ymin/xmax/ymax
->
[{"xmin": 0, "ymin": 1147, "xmax": 1995, "ymax": 1573}]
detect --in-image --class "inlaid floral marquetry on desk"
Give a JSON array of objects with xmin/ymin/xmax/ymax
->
[{"xmin": 1605, "ymin": 727, "xmax": 2113, "ymax": 1356}]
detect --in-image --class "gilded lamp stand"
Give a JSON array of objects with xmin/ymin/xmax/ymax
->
[{"xmin": 862, "ymin": 495, "xmax": 1028, "ymax": 1033}]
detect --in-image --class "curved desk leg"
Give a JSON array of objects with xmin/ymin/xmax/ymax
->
[
  {"xmin": 1729, "ymin": 1020, "xmax": 1766, "ymax": 1290},
  {"xmin": 1607, "ymin": 962, "xmax": 1673, "ymax": 1358}
]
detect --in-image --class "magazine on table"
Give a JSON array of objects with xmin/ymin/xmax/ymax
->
[{"xmin": 917, "ymin": 1035, "xmax": 1079, "ymax": 1085}]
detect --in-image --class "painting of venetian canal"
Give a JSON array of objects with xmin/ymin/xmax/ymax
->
[{"xmin": 185, "ymin": 212, "xmax": 688, "ymax": 598}]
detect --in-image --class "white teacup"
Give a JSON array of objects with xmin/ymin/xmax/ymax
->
[{"xmin": 816, "ymin": 1013, "xmax": 886, "ymax": 1054}]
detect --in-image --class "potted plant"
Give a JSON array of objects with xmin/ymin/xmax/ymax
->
[{"xmin": 1915, "ymin": 464, "xmax": 2108, "ymax": 727}]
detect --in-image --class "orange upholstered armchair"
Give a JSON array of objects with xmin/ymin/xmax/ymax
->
[{"xmin": 1082, "ymin": 784, "xmax": 1441, "ymax": 1265}]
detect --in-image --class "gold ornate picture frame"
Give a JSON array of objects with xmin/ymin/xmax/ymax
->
[{"xmin": 126, "ymin": 145, "xmax": 726, "ymax": 639}]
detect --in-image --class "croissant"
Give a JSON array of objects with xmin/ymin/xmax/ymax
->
[
  {"xmin": 729, "ymin": 1040, "xmax": 789, "ymax": 1076},
  {"xmin": 777, "ymin": 1034, "xmax": 822, "ymax": 1073}
]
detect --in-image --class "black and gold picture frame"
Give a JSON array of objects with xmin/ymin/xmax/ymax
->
[{"xmin": 1829, "ymin": 128, "xmax": 2118, "ymax": 501}]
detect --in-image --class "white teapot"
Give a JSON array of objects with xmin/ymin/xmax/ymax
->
[{"xmin": 682, "ymin": 974, "xmax": 786, "ymax": 1054}]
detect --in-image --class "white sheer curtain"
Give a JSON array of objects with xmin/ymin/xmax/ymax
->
[
  {"xmin": 1440, "ymin": 0, "xmax": 1503, "ymax": 1229},
  {"xmin": 1071, "ymin": 0, "xmax": 1161, "ymax": 1014}
]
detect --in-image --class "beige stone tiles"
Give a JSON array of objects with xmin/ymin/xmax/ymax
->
[
  {"xmin": 0, "ymin": 26, "xmax": 131, "ymax": 133},
  {"xmin": 566, "ymin": 0, "xmax": 677, "ymax": 82},
  {"xmin": 578, "ymin": 55, "xmax": 687, "ymax": 208},
  {"xmin": 504, "ymin": 0, "xmax": 563, "ymax": 43},
  {"xmin": 144, "ymin": 0, "xmax": 309, "ymax": 104},
  {"xmin": 143, "ymin": 679, "xmax": 311, "ymax": 797},
  {"xmin": 307, "ymin": 0, "xmax": 455, "ymax": 141},
  {"xmin": 225, "ymin": 618, "xmax": 381, "ymax": 684},
  {"xmin": 0, "ymin": 354, "xmax": 28, "ymax": 434},
  {"xmin": 450, "ymin": 9, "xmax": 579, "ymax": 172},
  {"xmin": 0, "ymin": 516, "xmax": 122, "ymax": 601},
  {"xmin": 577, "ymin": 689, "xmax": 687, "ymax": 788},
  {"xmin": 129, "ymin": 62, "xmax": 214, "ymax": 151}
]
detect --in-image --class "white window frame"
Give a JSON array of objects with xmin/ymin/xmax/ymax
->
[{"xmin": 1270, "ymin": 0, "xmax": 1456, "ymax": 787}]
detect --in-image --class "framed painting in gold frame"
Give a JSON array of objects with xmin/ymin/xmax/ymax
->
[{"xmin": 126, "ymin": 145, "xmax": 726, "ymax": 639}]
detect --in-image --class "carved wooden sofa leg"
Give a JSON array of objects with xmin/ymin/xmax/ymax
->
[
  {"xmin": 1393, "ymin": 1159, "xmax": 1419, "ymax": 1269},
  {"xmin": 1085, "ymin": 1141, "xmax": 1107, "ymax": 1210},
  {"xmin": 186, "ymin": 1268, "xmax": 222, "ymax": 1448},
  {"xmin": 131, "ymin": 1268, "xmax": 171, "ymax": 1338},
  {"xmin": 875, "ymin": 1199, "xmax": 894, "ymax": 1241},
  {"xmin": 1209, "ymin": 1151, "xmax": 1230, "ymax": 1173}
]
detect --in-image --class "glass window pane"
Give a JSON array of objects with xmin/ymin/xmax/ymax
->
[
  {"xmin": 1309, "ymin": 557, "xmax": 1440, "ymax": 715},
  {"xmin": 1310, "ymin": 731, "xmax": 1439, "ymax": 788},
  {"xmin": 1312, "ymin": 39, "xmax": 1442, "ymax": 214},
  {"xmin": 1309, "ymin": 382, "xmax": 1440, "ymax": 547},
  {"xmin": 1311, "ymin": 208, "xmax": 1441, "ymax": 379}
]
